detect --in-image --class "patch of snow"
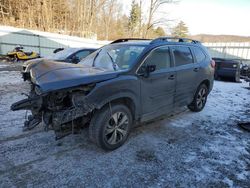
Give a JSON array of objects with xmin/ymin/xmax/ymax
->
[
  {"xmin": 0, "ymin": 70, "xmax": 249, "ymax": 187},
  {"xmin": 223, "ymin": 177, "xmax": 234, "ymax": 188},
  {"xmin": 184, "ymin": 152, "xmax": 197, "ymax": 163},
  {"xmin": 0, "ymin": 64, "xmax": 8, "ymax": 68},
  {"xmin": 0, "ymin": 71, "xmax": 23, "ymax": 85}
]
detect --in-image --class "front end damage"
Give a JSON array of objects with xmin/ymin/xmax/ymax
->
[{"xmin": 11, "ymin": 84, "xmax": 96, "ymax": 139}]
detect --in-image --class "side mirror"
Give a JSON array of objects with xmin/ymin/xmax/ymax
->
[
  {"xmin": 138, "ymin": 65, "xmax": 156, "ymax": 78},
  {"xmin": 71, "ymin": 56, "xmax": 80, "ymax": 64},
  {"xmin": 147, "ymin": 64, "xmax": 156, "ymax": 73}
]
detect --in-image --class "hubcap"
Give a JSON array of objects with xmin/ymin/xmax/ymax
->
[
  {"xmin": 197, "ymin": 88, "xmax": 207, "ymax": 109},
  {"xmin": 105, "ymin": 112, "xmax": 129, "ymax": 145}
]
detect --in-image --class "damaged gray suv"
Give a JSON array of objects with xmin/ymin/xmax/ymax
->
[{"xmin": 11, "ymin": 37, "xmax": 215, "ymax": 150}]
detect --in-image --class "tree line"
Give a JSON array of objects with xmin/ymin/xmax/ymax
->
[{"xmin": 1, "ymin": 0, "xmax": 186, "ymax": 40}]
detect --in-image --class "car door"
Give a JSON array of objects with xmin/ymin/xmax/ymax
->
[
  {"xmin": 191, "ymin": 46, "xmax": 208, "ymax": 82},
  {"xmin": 171, "ymin": 45, "xmax": 199, "ymax": 107},
  {"xmin": 138, "ymin": 46, "xmax": 176, "ymax": 121}
]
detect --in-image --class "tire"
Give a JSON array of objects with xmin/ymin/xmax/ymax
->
[
  {"xmin": 89, "ymin": 104, "xmax": 132, "ymax": 150},
  {"xmin": 214, "ymin": 73, "xmax": 218, "ymax": 80},
  {"xmin": 188, "ymin": 84, "xmax": 208, "ymax": 112},
  {"xmin": 214, "ymin": 74, "xmax": 220, "ymax": 81},
  {"xmin": 235, "ymin": 72, "xmax": 240, "ymax": 83}
]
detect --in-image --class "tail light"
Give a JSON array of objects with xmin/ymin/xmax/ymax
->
[{"xmin": 210, "ymin": 59, "xmax": 215, "ymax": 68}]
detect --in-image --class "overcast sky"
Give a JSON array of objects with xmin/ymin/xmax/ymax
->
[{"xmin": 123, "ymin": 0, "xmax": 250, "ymax": 36}]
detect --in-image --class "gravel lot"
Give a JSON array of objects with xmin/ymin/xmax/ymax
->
[{"xmin": 0, "ymin": 62, "xmax": 249, "ymax": 188}]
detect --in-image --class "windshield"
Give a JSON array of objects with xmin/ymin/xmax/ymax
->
[
  {"xmin": 79, "ymin": 44, "xmax": 146, "ymax": 71},
  {"xmin": 47, "ymin": 48, "xmax": 79, "ymax": 60}
]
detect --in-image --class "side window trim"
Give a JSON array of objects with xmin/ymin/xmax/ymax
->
[
  {"xmin": 190, "ymin": 47, "xmax": 195, "ymax": 63},
  {"xmin": 67, "ymin": 52, "xmax": 77, "ymax": 60},
  {"xmin": 190, "ymin": 47, "xmax": 198, "ymax": 63},
  {"xmin": 136, "ymin": 45, "xmax": 173, "ymax": 74},
  {"xmin": 191, "ymin": 46, "xmax": 207, "ymax": 63},
  {"xmin": 170, "ymin": 45, "xmax": 194, "ymax": 67}
]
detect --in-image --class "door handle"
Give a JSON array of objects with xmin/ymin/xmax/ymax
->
[
  {"xmin": 193, "ymin": 67, "xmax": 199, "ymax": 72},
  {"xmin": 168, "ymin": 74, "xmax": 175, "ymax": 80}
]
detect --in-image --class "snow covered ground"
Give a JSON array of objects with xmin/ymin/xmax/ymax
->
[{"xmin": 0, "ymin": 63, "xmax": 249, "ymax": 187}]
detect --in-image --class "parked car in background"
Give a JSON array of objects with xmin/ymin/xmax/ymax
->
[
  {"xmin": 11, "ymin": 37, "xmax": 214, "ymax": 150},
  {"xmin": 240, "ymin": 63, "xmax": 250, "ymax": 78},
  {"xmin": 53, "ymin": 48, "xmax": 64, "ymax": 54},
  {"xmin": 213, "ymin": 58, "xmax": 241, "ymax": 82},
  {"xmin": 22, "ymin": 47, "xmax": 97, "ymax": 81}
]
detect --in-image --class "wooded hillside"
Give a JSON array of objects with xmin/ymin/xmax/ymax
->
[
  {"xmin": 0, "ymin": 0, "xmax": 173, "ymax": 40},
  {"xmin": 191, "ymin": 34, "xmax": 250, "ymax": 43}
]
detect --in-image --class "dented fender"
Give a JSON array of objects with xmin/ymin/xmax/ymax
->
[{"xmin": 83, "ymin": 75, "xmax": 141, "ymax": 119}]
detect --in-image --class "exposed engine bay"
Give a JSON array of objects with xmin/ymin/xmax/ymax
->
[{"xmin": 11, "ymin": 83, "xmax": 96, "ymax": 139}]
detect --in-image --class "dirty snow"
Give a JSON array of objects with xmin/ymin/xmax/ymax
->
[
  {"xmin": 0, "ymin": 64, "xmax": 8, "ymax": 68},
  {"xmin": 0, "ymin": 64, "xmax": 249, "ymax": 187}
]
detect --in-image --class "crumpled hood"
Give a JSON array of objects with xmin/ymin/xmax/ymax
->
[
  {"xmin": 23, "ymin": 58, "xmax": 44, "ymax": 66},
  {"xmin": 30, "ymin": 61, "xmax": 118, "ymax": 93},
  {"xmin": 24, "ymin": 58, "xmax": 66, "ymax": 72},
  {"xmin": 23, "ymin": 58, "xmax": 45, "ymax": 70}
]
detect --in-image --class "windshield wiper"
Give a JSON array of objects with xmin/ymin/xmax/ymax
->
[{"xmin": 106, "ymin": 51, "xmax": 118, "ymax": 71}]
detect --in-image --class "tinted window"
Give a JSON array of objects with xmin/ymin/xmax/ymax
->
[
  {"xmin": 75, "ymin": 50, "xmax": 92, "ymax": 60},
  {"xmin": 193, "ymin": 47, "xmax": 206, "ymax": 62},
  {"xmin": 173, "ymin": 46, "xmax": 193, "ymax": 66},
  {"xmin": 144, "ymin": 47, "xmax": 171, "ymax": 71}
]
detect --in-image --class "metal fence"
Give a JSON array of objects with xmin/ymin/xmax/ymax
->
[
  {"xmin": 0, "ymin": 26, "xmax": 108, "ymax": 57},
  {"xmin": 1, "ymin": 27, "xmax": 250, "ymax": 65},
  {"xmin": 0, "ymin": 31, "xmax": 62, "ymax": 56},
  {"xmin": 205, "ymin": 42, "xmax": 250, "ymax": 64}
]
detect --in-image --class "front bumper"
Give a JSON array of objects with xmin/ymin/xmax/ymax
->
[
  {"xmin": 216, "ymin": 68, "xmax": 238, "ymax": 78},
  {"xmin": 11, "ymin": 93, "xmax": 95, "ymax": 140},
  {"xmin": 11, "ymin": 96, "xmax": 42, "ymax": 111}
]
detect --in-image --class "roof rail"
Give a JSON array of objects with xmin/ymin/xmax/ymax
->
[
  {"xmin": 150, "ymin": 37, "xmax": 200, "ymax": 44},
  {"xmin": 111, "ymin": 38, "xmax": 151, "ymax": 44}
]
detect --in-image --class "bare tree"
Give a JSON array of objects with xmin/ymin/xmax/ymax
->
[
  {"xmin": 100, "ymin": 0, "xmax": 118, "ymax": 40},
  {"xmin": 144, "ymin": 0, "xmax": 175, "ymax": 38},
  {"xmin": 0, "ymin": 0, "xmax": 174, "ymax": 40}
]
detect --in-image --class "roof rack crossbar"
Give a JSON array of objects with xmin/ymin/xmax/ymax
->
[
  {"xmin": 150, "ymin": 37, "xmax": 200, "ymax": 44},
  {"xmin": 111, "ymin": 38, "xmax": 151, "ymax": 44}
]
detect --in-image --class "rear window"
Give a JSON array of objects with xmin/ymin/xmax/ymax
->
[
  {"xmin": 172, "ymin": 46, "xmax": 193, "ymax": 66},
  {"xmin": 193, "ymin": 47, "xmax": 206, "ymax": 62}
]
